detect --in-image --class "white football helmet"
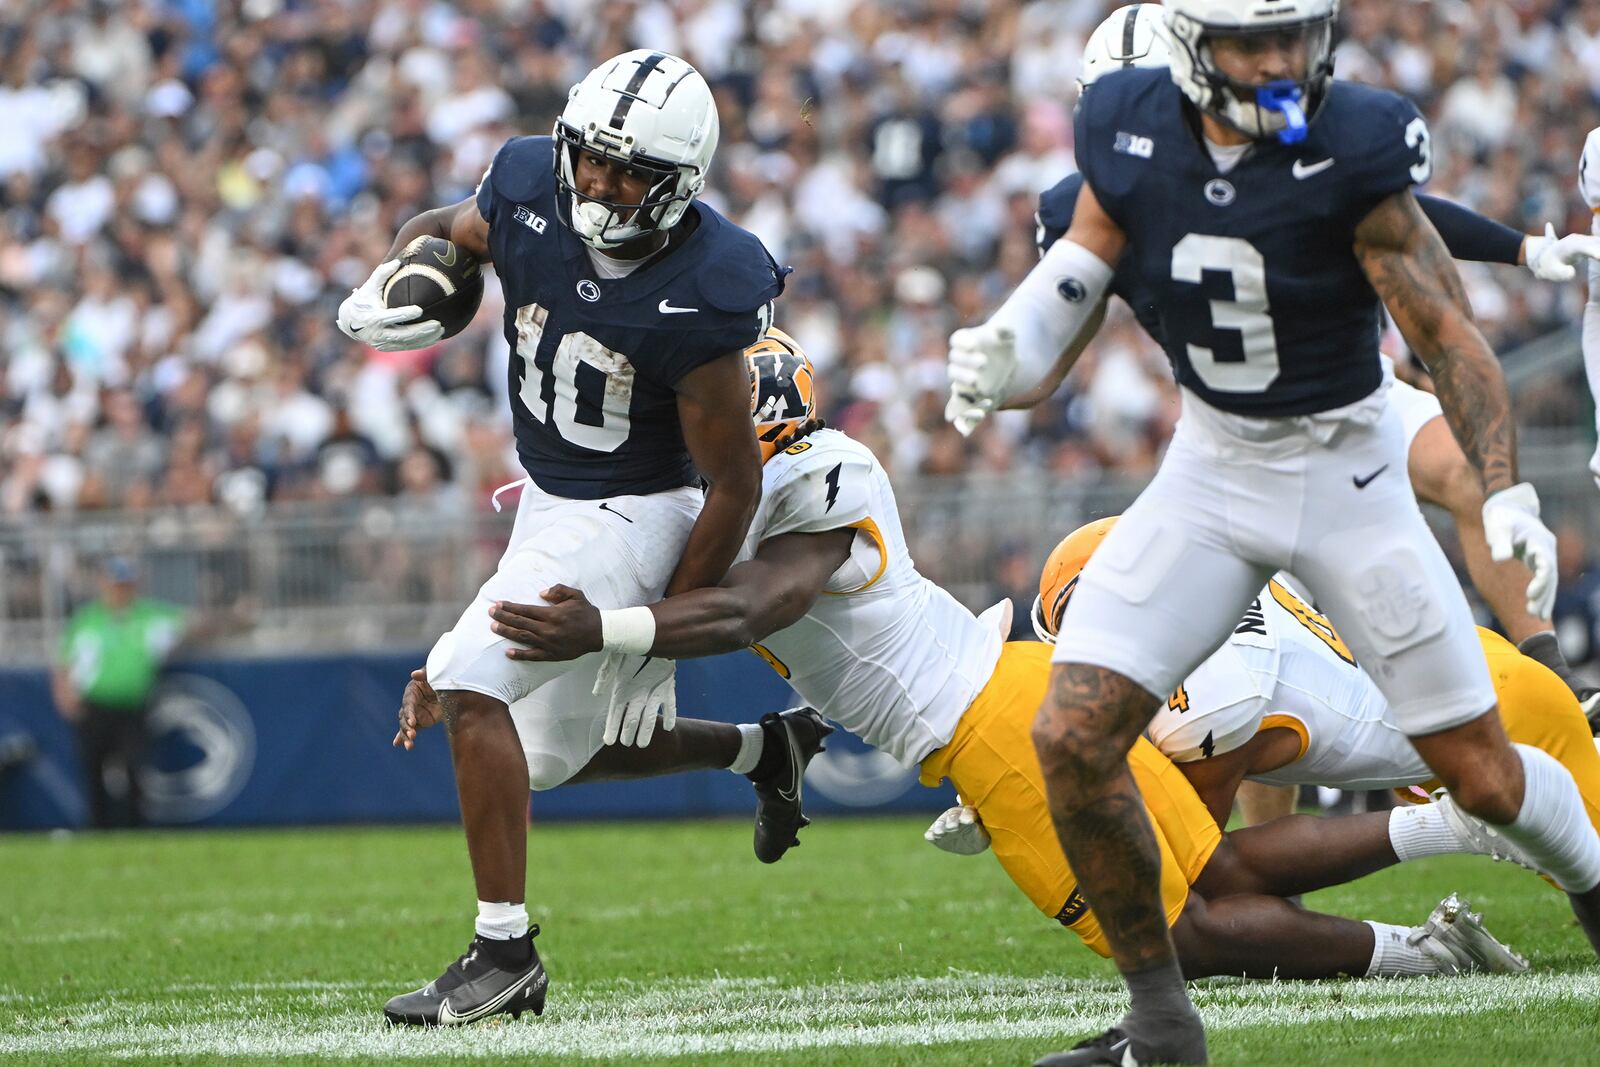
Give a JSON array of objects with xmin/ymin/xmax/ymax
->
[
  {"xmin": 1079, "ymin": 5, "xmax": 1170, "ymax": 93},
  {"xmin": 554, "ymin": 50, "xmax": 719, "ymax": 250},
  {"xmin": 1162, "ymin": 0, "xmax": 1338, "ymax": 143}
]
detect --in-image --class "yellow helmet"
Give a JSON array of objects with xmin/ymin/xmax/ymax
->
[
  {"xmin": 1031, "ymin": 516, "xmax": 1119, "ymax": 642},
  {"xmin": 746, "ymin": 326, "xmax": 818, "ymax": 462}
]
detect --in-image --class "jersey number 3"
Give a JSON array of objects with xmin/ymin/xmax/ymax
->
[
  {"xmin": 1171, "ymin": 234, "xmax": 1281, "ymax": 393},
  {"xmin": 515, "ymin": 303, "xmax": 634, "ymax": 453}
]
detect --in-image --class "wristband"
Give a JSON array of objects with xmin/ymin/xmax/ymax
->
[{"xmin": 599, "ymin": 606, "xmax": 656, "ymax": 655}]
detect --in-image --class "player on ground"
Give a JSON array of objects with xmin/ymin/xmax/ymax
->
[
  {"xmin": 964, "ymin": 4, "xmax": 1600, "ymax": 720},
  {"xmin": 337, "ymin": 51, "xmax": 789, "ymax": 1027},
  {"xmin": 930, "ymin": 519, "xmax": 1600, "ymax": 873},
  {"xmin": 455, "ymin": 333, "xmax": 1531, "ymax": 988},
  {"xmin": 944, "ymin": 4, "xmax": 1600, "ymax": 1062}
]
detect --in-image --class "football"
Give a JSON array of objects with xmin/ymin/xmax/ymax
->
[{"xmin": 382, "ymin": 235, "xmax": 484, "ymax": 340}]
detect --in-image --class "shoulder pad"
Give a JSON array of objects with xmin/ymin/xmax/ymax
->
[
  {"xmin": 485, "ymin": 136, "xmax": 557, "ymax": 206},
  {"xmin": 690, "ymin": 208, "xmax": 789, "ymax": 314},
  {"xmin": 762, "ymin": 435, "xmax": 876, "ymax": 538},
  {"xmin": 1072, "ymin": 68, "xmax": 1169, "ymax": 231},
  {"xmin": 1320, "ymin": 83, "xmax": 1431, "ymax": 203},
  {"xmin": 1036, "ymin": 172, "xmax": 1083, "ymax": 256},
  {"xmin": 1581, "ymin": 127, "xmax": 1600, "ymax": 212}
]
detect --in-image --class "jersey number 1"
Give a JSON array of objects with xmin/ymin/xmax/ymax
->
[
  {"xmin": 515, "ymin": 303, "xmax": 634, "ymax": 453},
  {"xmin": 1171, "ymin": 234, "xmax": 1281, "ymax": 393}
]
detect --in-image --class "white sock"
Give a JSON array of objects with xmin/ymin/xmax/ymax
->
[
  {"xmin": 1497, "ymin": 744, "xmax": 1600, "ymax": 893},
  {"xmin": 1388, "ymin": 802, "xmax": 1467, "ymax": 861},
  {"xmin": 475, "ymin": 900, "xmax": 529, "ymax": 941},
  {"xmin": 1364, "ymin": 921, "xmax": 1440, "ymax": 977},
  {"xmin": 728, "ymin": 722, "xmax": 765, "ymax": 775}
]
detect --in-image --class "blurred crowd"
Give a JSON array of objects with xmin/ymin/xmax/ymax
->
[{"xmin": 3, "ymin": 0, "xmax": 1600, "ymax": 654}]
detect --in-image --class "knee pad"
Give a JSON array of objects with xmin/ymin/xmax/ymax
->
[
  {"xmin": 1348, "ymin": 546, "xmax": 1448, "ymax": 657},
  {"xmin": 524, "ymin": 748, "xmax": 580, "ymax": 792}
]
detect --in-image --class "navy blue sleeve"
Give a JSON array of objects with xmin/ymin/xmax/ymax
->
[
  {"xmin": 1417, "ymin": 194, "xmax": 1523, "ymax": 266},
  {"xmin": 1036, "ymin": 172, "xmax": 1083, "ymax": 256}
]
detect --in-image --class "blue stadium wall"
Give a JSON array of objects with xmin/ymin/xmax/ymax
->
[{"xmin": 0, "ymin": 652, "xmax": 953, "ymax": 830}]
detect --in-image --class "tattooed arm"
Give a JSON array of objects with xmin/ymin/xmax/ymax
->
[{"xmin": 1354, "ymin": 189, "xmax": 1516, "ymax": 494}]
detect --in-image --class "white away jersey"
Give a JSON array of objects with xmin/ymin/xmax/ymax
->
[
  {"xmin": 738, "ymin": 429, "xmax": 1003, "ymax": 765},
  {"xmin": 1146, "ymin": 576, "xmax": 1426, "ymax": 789}
]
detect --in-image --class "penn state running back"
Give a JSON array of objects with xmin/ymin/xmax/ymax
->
[
  {"xmin": 940, "ymin": 3, "xmax": 1600, "ymax": 1064},
  {"xmin": 338, "ymin": 51, "xmax": 786, "ymax": 1027}
]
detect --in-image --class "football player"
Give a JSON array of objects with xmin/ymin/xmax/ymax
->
[
  {"xmin": 338, "ymin": 51, "xmax": 789, "ymax": 1026},
  {"xmin": 944, "ymin": 4, "xmax": 1600, "ymax": 1063},
  {"xmin": 463, "ymin": 331, "xmax": 1530, "ymax": 992},
  {"xmin": 980, "ymin": 4, "xmax": 1600, "ymax": 722},
  {"xmin": 931, "ymin": 519, "xmax": 1600, "ymax": 877},
  {"xmin": 1583, "ymin": 127, "xmax": 1600, "ymax": 487}
]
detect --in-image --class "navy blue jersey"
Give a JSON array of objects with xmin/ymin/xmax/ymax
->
[
  {"xmin": 477, "ymin": 136, "xmax": 788, "ymax": 498},
  {"xmin": 1038, "ymin": 181, "xmax": 1514, "ymax": 355},
  {"xmin": 1074, "ymin": 68, "xmax": 1430, "ymax": 416}
]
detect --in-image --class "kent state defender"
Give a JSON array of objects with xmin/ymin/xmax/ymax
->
[
  {"xmin": 943, "ymin": 3, "xmax": 1600, "ymax": 1063},
  {"xmin": 935, "ymin": 519, "xmax": 1600, "ymax": 872},
  {"xmin": 337, "ymin": 51, "xmax": 792, "ymax": 1027},
  {"xmin": 463, "ymin": 331, "xmax": 1529, "ymax": 989}
]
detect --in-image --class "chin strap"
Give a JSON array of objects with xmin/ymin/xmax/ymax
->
[{"xmin": 1256, "ymin": 81, "xmax": 1309, "ymax": 144}]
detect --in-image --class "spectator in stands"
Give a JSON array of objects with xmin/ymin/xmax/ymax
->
[{"xmin": 51, "ymin": 555, "xmax": 186, "ymax": 829}]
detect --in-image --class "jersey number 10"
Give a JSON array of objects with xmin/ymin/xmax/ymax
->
[{"xmin": 515, "ymin": 303, "xmax": 635, "ymax": 453}]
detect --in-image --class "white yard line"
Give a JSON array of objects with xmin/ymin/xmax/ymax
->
[{"xmin": 1, "ymin": 972, "xmax": 1590, "ymax": 1060}]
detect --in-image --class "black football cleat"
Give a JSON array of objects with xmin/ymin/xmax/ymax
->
[
  {"xmin": 751, "ymin": 707, "xmax": 833, "ymax": 864},
  {"xmin": 1035, "ymin": 1027, "xmax": 1206, "ymax": 1067},
  {"xmin": 383, "ymin": 928, "xmax": 548, "ymax": 1027}
]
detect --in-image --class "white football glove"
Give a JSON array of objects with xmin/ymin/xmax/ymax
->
[
  {"xmin": 1482, "ymin": 482, "xmax": 1558, "ymax": 619},
  {"xmin": 944, "ymin": 324, "xmax": 1018, "ymax": 437},
  {"xmin": 924, "ymin": 800, "xmax": 991, "ymax": 855},
  {"xmin": 335, "ymin": 259, "xmax": 446, "ymax": 351},
  {"xmin": 594, "ymin": 651, "xmax": 676, "ymax": 747},
  {"xmin": 1524, "ymin": 223, "xmax": 1600, "ymax": 283}
]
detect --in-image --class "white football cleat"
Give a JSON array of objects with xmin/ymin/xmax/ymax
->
[
  {"xmin": 1432, "ymin": 790, "xmax": 1548, "ymax": 878},
  {"xmin": 1408, "ymin": 892, "xmax": 1529, "ymax": 975}
]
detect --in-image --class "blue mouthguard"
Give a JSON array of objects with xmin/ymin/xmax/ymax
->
[{"xmin": 1256, "ymin": 81, "xmax": 1308, "ymax": 144}]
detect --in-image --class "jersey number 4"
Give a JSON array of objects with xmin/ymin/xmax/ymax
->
[
  {"xmin": 515, "ymin": 303, "xmax": 634, "ymax": 453},
  {"xmin": 1171, "ymin": 234, "xmax": 1281, "ymax": 393}
]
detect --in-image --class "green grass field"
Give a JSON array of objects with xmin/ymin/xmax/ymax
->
[{"xmin": 3, "ymin": 815, "xmax": 1598, "ymax": 1065}]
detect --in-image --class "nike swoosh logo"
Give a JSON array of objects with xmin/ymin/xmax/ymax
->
[
  {"xmin": 1293, "ymin": 157, "xmax": 1335, "ymax": 179},
  {"xmin": 433, "ymin": 243, "xmax": 457, "ymax": 268},
  {"xmin": 777, "ymin": 724, "xmax": 803, "ymax": 803},
  {"xmin": 1353, "ymin": 464, "xmax": 1388, "ymax": 489},
  {"xmin": 658, "ymin": 299, "xmax": 699, "ymax": 315},
  {"xmin": 435, "ymin": 962, "xmax": 542, "ymax": 1025},
  {"xmin": 598, "ymin": 501, "xmax": 633, "ymax": 523}
]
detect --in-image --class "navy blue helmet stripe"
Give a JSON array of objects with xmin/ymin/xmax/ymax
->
[
  {"xmin": 609, "ymin": 52, "xmax": 668, "ymax": 129},
  {"xmin": 1122, "ymin": 5, "xmax": 1141, "ymax": 66}
]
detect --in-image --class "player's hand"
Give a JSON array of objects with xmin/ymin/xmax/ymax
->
[
  {"xmin": 1525, "ymin": 223, "xmax": 1600, "ymax": 283},
  {"xmin": 491, "ymin": 587, "xmax": 603, "ymax": 662},
  {"xmin": 1482, "ymin": 483, "xmax": 1558, "ymax": 619},
  {"xmin": 336, "ymin": 259, "xmax": 446, "ymax": 351},
  {"xmin": 594, "ymin": 652, "xmax": 676, "ymax": 747},
  {"xmin": 393, "ymin": 667, "xmax": 442, "ymax": 750},
  {"xmin": 944, "ymin": 324, "xmax": 1018, "ymax": 437},
  {"xmin": 924, "ymin": 800, "xmax": 990, "ymax": 855}
]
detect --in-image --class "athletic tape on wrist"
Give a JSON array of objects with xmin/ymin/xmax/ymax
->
[{"xmin": 599, "ymin": 606, "xmax": 656, "ymax": 655}]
